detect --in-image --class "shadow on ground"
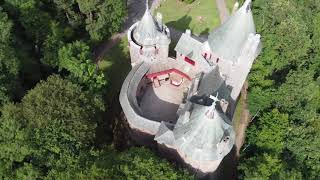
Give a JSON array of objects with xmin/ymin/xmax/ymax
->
[
  {"xmin": 95, "ymin": 38, "xmax": 131, "ymax": 148},
  {"xmin": 167, "ymin": 14, "xmax": 192, "ymax": 32},
  {"xmin": 201, "ymin": 146, "xmax": 238, "ymax": 180}
]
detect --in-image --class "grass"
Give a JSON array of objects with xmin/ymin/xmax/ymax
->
[
  {"xmin": 232, "ymin": 93, "xmax": 244, "ymax": 129},
  {"xmin": 157, "ymin": 0, "xmax": 220, "ymax": 35},
  {"xmin": 226, "ymin": 0, "xmax": 235, "ymax": 13},
  {"xmin": 98, "ymin": 37, "xmax": 131, "ymax": 103}
]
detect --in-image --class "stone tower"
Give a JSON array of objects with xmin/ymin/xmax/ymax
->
[
  {"xmin": 127, "ymin": 0, "xmax": 170, "ymax": 67},
  {"xmin": 202, "ymin": 0, "xmax": 261, "ymax": 101}
]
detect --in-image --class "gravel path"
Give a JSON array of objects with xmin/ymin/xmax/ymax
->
[{"xmin": 216, "ymin": 0, "xmax": 230, "ymax": 23}]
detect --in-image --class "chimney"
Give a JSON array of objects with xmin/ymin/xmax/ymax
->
[
  {"xmin": 185, "ymin": 29, "xmax": 191, "ymax": 36},
  {"xmin": 156, "ymin": 12, "xmax": 163, "ymax": 31},
  {"xmin": 232, "ymin": 2, "xmax": 239, "ymax": 14}
]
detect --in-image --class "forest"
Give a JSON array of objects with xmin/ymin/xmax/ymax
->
[
  {"xmin": 238, "ymin": 0, "xmax": 320, "ymax": 179},
  {"xmin": 0, "ymin": 0, "xmax": 192, "ymax": 179},
  {"xmin": 0, "ymin": 0, "xmax": 319, "ymax": 179}
]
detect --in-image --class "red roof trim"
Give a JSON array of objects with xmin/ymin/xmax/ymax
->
[
  {"xmin": 184, "ymin": 57, "xmax": 195, "ymax": 66},
  {"xmin": 146, "ymin": 68, "xmax": 192, "ymax": 81}
]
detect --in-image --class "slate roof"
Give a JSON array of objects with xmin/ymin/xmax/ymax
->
[
  {"xmin": 174, "ymin": 33, "xmax": 214, "ymax": 70},
  {"xmin": 208, "ymin": 0, "xmax": 255, "ymax": 62},
  {"xmin": 173, "ymin": 103, "xmax": 234, "ymax": 161},
  {"xmin": 197, "ymin": 66, "xmax": 231, "ymax": 102},
  {"xmin": 175, "ymin": 33, "xmax": 203, "ymax": 61},
  {"xmin": 133, "ymin": 3, "xmax": 160, "ymax": 46}
]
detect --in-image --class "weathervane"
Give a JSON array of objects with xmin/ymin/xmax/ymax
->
[
  {"xmin": 206, "ymin": 93, "xmax": 220, "ymax": 119},
  {"xmin": 209, "ymin": 92, "xmax": 220, "ymax": 108},
  {"xmin": 146, "ymin": 0, "xmax": 149, "ymax": 11}
]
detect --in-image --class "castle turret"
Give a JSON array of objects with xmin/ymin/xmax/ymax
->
[
  {"xmin": 203, "ymin": 0, "xmax": 261, "ymax": 105},
  {"xmin": 127, "ymin": 0, "xmax": 170, "ymax": 66},
  {"xmin": 133, "ymin": 1, "xmax": 159, "ymax": 46},
  {"xmin": 155, "ymin": 92, "xmax": 235, "ymax": 173}
]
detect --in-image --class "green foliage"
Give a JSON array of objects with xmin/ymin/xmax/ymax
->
[
  {"xmin": 115, "ymin": 147, "xmax": 193, "ymax": 179},
  {"xmin": 180, "ymin": 0, "xmax": 195, "ymax": 4},
  {"xmin": 53, "ymin": 0, "xmax": 126, "ymax": 42},
  {"xmin": 0, "ymin": 103, "xmax": 32, "ymax": 178},
  {"xmin": 0, "ymin": 8, "xmax": 21, "ymax": 106},
  {"xmin": 58, "ymin": 41, "xmax": 107, "ymax": 92},
  {"xmin": 21, "ymin": 75, "xmax": 102, "ymax": 142},
  {"xmin": 239, "ymin": 110, "xmax": 289, "ymax": 179},
  {"xmin": 0, "ymin": 75, "xmax": 104, "ymax": 178},
  {"xmin": 241, "ymin": 0, "xmax": 320, "ymax": 179},
  {"xmin": 41, "ymin": 22, "xmax": 65, "ymax": 67},
  {"xmin": 247, "ymin": 110, "xmax": 289, "ymax": 153},
  {"xmin": 238, "ymin": 153, "xmax": 284, "ymax": 179},
  {"xmin": 80, "ymin": 0, "xmax": 126, "ymax": 42}
]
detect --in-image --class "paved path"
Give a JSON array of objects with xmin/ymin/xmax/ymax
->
[{"xmin": 216, "ymin": 0, "xmax": 230, "ymax": 23}]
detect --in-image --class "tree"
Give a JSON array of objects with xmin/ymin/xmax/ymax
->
[
  {"xmin": 239, "ymin": 110, "xmax": 289, "ymax": 179},
  {"xmin": 58, "ymin": 41, "xmax": 107, "ymax": 92},
  {"xmin": 238, "ymin": 153, "xmax": 284, "ymax": 179},
  {"xmin": 0, "ymin": 75, "xmax": 105, "ymax": 178},
  {"xmin": 41, "ymin": 22, "xmax": 70, "ymax": 68},
  {"xmin": 4, "ymin": 0, "xmax": 52, "ymax": 45},
  {"xmin": 0, "ymin": 103, "xmax": 33, "ymax": 178},
  {"xmin": 52, "ymin": 0, "xmax": 126, "ymax": 42},
  {"xmin": 0, "ymin": 8, "xmax": 21, "ymax": 107},
  {"xmin": 246, "ymin": 109, "xmax": 289, "ymax": 154},
  {"xmin": 241, "ymin": 0, "xmax": 320, "ymax": 179},
  {"xmin": 82, "ymin": 0, "xmax": 126, "ymax": 42},
  {"xmin": 97, "ymin": 147, "xmax": 194, "ymax": 180}
]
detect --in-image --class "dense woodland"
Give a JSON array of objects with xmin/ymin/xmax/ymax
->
[
  {"xmin": 238, "ymin": 0, "xmax": 320, "ymax": 179},
  {"xmin": 0, "ymin": 0, "xmax": 319, "ymax": 179},
  {"xmin": 0, "ymin": 0, "xmax": 192, "ymax": 179}
]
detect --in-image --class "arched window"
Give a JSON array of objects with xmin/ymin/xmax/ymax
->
[{"xmin": 155, "ymin": 46, "xmax": 159, "ymax": 55}]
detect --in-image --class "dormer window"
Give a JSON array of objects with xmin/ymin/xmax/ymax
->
[
  {"xmin": 155, "ymin": 46, "xmax": 159, "ymax": 55},
  {"xmin": 223, "ymin": 136, "xmax": 230, "ymax": 142},
  {"xmin": 184, "ymin": 57, "xmax": 195, "ymax": 66},
  {"xmin": 203, "ymin": 52, "xmax": 212, "ymax": 60}
]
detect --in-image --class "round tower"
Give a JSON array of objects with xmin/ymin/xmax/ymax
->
[{"xmin": 127, "ymin": 0, "xmax": 170, "ymax": 66}]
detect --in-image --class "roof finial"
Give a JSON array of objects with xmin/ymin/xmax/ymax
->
[
  {"xmin": 243, "ymin": 0, "xmax": 252, "ymax": 12},
  {"xmin": 206, "ymin": 93, "xmax": 220, "ymax": 119},
  {"xmin": 146, "ymin": 0, "xmax": 149, "ymax": 11},
  {"xmin": 209, "ymin": 93, "xmax": 220, "ymax": 108}
]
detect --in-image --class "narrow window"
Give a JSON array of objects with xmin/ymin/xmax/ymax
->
[{"xmin": 184, "ymin": 57, "xmax": 195, "ymax": 66}]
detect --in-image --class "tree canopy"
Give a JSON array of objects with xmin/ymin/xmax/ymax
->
[{"xmin": 239, "ymin": 0, "xmax": 320, "ymax": 179}]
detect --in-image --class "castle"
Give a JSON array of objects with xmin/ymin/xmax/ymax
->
[{"xmin": 119, "ymin": 0, "xmax": 261, "ymax": 175}]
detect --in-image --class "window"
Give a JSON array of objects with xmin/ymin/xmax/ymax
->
[
  {"xmin": 203, "ymin": 52, "xmax": 212, "ymax": 60},
  {"xmin": 155, "ymin": 47, "xmax": 159, "ymax": 55},
  {"xmin": 184, "ymin": 57, "xmax": 195, "ymax": 66},
  {"xmin": 216, "ymin": 58, "xmax": 220, "ymax": 63}
]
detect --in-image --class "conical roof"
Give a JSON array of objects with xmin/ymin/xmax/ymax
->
[
  {"xmin": 208, "ymin": 0, "xmax": 255, "ymax": 62},
  {"xmin": 133, "ymin": 1, "xmax": 160, "ymax": 46},
  {"xmin": 173, "ymin": 101, "xmax": 235, "ymax": 161}
]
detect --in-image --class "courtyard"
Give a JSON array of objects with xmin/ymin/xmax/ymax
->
[{"xmin": 139, "ymin": 79, "xmax": 190, "ymax": 123}]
